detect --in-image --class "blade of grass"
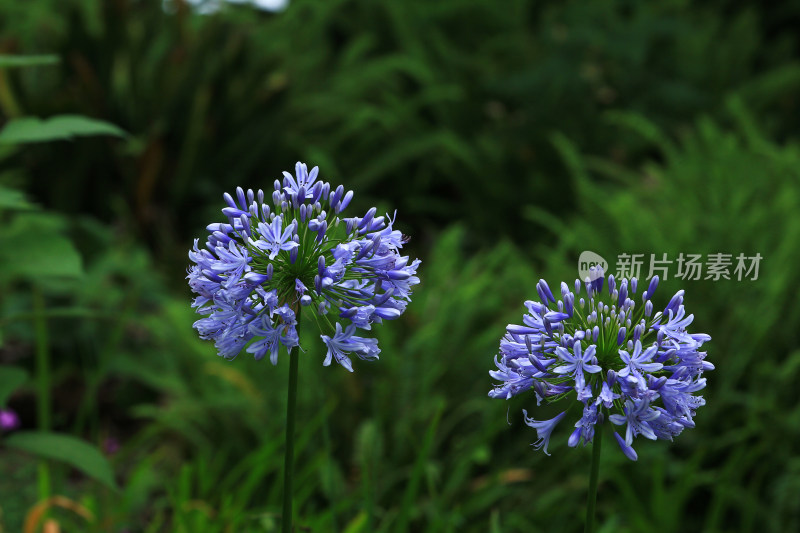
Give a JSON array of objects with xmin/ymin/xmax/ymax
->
[
  {"xmin": 32, "ymin": 285, "xmax": 51, "ymax": 502},
  {"xmin": 395, "ymin": 402, "xmax": 444, "ymax": 533}
]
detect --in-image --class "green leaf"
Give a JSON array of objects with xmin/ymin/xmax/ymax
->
[
  {"xmin": 0, "ymin": 54, "xmax": 59, "ymax": 68},
  {"xmin": 3, "ymin": 431, "xmax": 117, "ymax": 489},
  {"xmin": 0, "ymin": 214, "xmax": 83, "ymax": 281},
  {"xmin": 0, "ymin": 233, "xmax": 83, "ymax": 280},
  {"xmin": 0, "ymin": 185, "xmax": 36, "ymax": 211},
  {"xmin": 0, "ymin": 115, "xmax": 127, "ymax": 145},
  {"xmin": 342, "ymin": 511, "xmax": 368, "ymax": 533},
  {"xmin": 0, "ymin": 366, "xmax": 28, "ymax": 406}
]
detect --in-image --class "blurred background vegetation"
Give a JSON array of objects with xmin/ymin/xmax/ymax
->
[{"xmin": 1, "ymin": 0, "xmax": 799, "ymax": 531}]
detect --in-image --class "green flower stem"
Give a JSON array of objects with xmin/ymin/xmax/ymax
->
[
  {"xmin": 32, "ymin": 285, "xmax": 51, "ymax": 501},
  {"xmin": 584, "ymin": 423, "xmax": 603, "ymax": 533},
  {"xmin": 282, "ymin": 309, "xmax": 300, "ymax": 533},
  {"xmin": 0, "ymin": 69, "xmax": 22, "ymax": 118}
]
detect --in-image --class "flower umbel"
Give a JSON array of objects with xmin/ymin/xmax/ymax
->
[
  {"xmin": 187, "ymin": 162, "xmax": 421, "ymax": 371},
  {"xmin": 489, "ymin": 268, "xmax": 712, "ymax": 459}
]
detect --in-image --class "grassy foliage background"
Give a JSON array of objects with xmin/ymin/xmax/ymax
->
[{"xmin": 1, "ymin": 0, "xmax": 799, "ymax": 531}]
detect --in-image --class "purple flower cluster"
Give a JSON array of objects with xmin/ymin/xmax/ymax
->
[
  {"xmin": 489, "ymin": 268, "xmax": 712, "ymax": 460},
  {"xmin": 0, "ymin": 408, "xmax": 19, "ymax": 432},
  {"xmin": 187, "ymin": 162, "xmax": 420, "ymax": 371}
]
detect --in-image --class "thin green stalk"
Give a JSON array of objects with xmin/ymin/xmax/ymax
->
[
  {"xmin": 32, "ymin": 285, "xmax": 51, "ymax": 501},
  {"xmin": 318, "ymin": 381, "xmax": 339, "ymax": 531},
  {"xmin": 0, "ymin": 69, "xmax": 22, "ymax": 118},
  {"xmin": 363, "ymin": 386, "xmax": 377, "ymax": 532},
  {"xmin": 74, "ymin": 290, "xmax": 138, "ymax": 437},
  {"xmin": 282, "ymin": 309, "xmax": 300, "ymax": 533},
  {"xmin": 584, "ymin": 424, "xmax": 603, "ymax": 533}
]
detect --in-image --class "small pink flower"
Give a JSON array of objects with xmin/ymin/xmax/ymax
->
[{"xmin": 0, "ymin": 408, "xmax": 20, "ymax": 432}]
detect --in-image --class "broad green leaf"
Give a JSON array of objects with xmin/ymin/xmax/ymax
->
[
  {"xmin": 4, "ymin": 431, "xmax": 117, "ymax": 489},
  {"xmin": 0, "ymin": 366, "xmax": 28, "ymax": 406},
  {"xmin": 0, "ymin": 214, "xmax": 83, "ymax": 280},
  {"xmin": 0, "ymin": 115, "xmax": 126, "ymax": 145},
  {"xmin": 0, "ymin": 185, "xmax": 36, "ymax": 211},
  {"xmin": 0, "ymin": 235, "xmax": 82, "ymax": 280},
  {"xmin": 0, "ymin": 54, "xmax": 59, "ymax": 68}
]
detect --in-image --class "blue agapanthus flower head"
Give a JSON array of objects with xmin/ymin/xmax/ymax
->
[
  {"xmin": 489, "ymin": 267, "xmax": 712, "ymax": 460},
  {"xmin": 187, "ymin": 162, "xmax": 421, "ymax": 371}
]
